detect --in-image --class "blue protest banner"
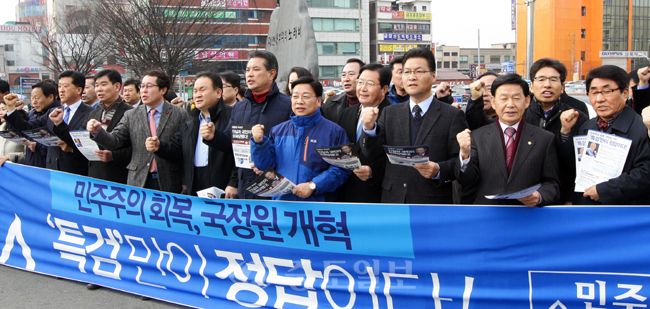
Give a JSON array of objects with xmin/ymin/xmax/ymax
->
[{"xmin": 1, "ymin": 163, "xmax": 650, "ymax": 308}]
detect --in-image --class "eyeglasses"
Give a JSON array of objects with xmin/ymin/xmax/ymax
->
[
  {"xmin": 139, "ymin": 84, "xmax": 159, "ymax": 90},
  {"xmin": 222, "ymin": 84, "xmax": 234, "ymax": 89},
  {"xmin": 403, "ymin": 70, "xmax": 432, "ymax": 77},
  {"xmin": 588, "ymin": 88, "xmax": 620, "ymax": 97},
  {"xmin": 356, "ymin": 79, "xmax": 379, "ymax": 88},
  {"xmin": 533, "ymin": 76, "xmax": 562, "ymax": 83}
]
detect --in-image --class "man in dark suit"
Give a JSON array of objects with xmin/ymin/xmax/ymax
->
[
  {"xmin": 146, "ymin": 72, "xmax": 236, "ymax": 196},
  {"xmin": 559, "ymin": 65, "xmax": 650, "ymax": 205},
  {"xmin": 321, "ymin": 58, "xmax": 364, "ymax": 122},
  {"xmin": 4, "ymin": 70, "xmax": 92, "ymax": 176},
  {"xmin": 455, "ymin": 74, "xmax": 561, "ymax": 206},
  {"xmin": 337, "ymin": 63, "xmax": 391, "ymax": 203},
  {"xmin": 360, "ymin": 48, "xmax": 468, "ymax": 204},
  {"xmin": 49, "ymin": 69, "xmax": 132, "ymax": 184},
  {"xmin": 89, "ymin": 70, "xmax": 187, "ymax": 193}
]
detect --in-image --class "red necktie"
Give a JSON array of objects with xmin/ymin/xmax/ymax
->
[
  {"xmin": 149, "ymin": 109, "xmax": 157, "ymax": 173},
  {"xmin": 504, "ymin": 127, "xmax": 516, "ymax": 175}
]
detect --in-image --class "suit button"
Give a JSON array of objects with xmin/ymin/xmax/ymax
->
[{"xmin": 403, "ymin": 183, "xmax": 407, "ymax": 187}]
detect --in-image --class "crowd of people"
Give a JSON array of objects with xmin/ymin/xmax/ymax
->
[{"xmin": 1, "ymin": 48, "xmax": 650, "ymax": 208}]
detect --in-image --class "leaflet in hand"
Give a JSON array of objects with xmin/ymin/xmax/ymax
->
[
  {"xmin": 21, "ymin": 127, "xmax": 61, "ymax": 146},
  {"xmin": 315, "ymin": 142, "xmax": 362, "ymax": 170},
  {"xmin": 245, "ymin": 167, "xmax": 296, "ymax": 197},
  {"xmin": 196, "ymin": 186, "xmax": 226, "ymax": 199},
  {"xmin": 485, "ymin": 183, "xmax": 542, "ymax": 200},
  {"xmin": 0, "ymin": 130, "xmax": 29, "ymax": 144},
  {"xmin": 231, "ymin": 124, "xmax": 253, "ymax": 169},
  {"xmin": 69, "ymin": 130, "xmax": 101, "ymax": 161},
  {"xmin": 574, "ymin": 130, "xmax": 632, "ymax": 192},
  {"xmin": 383, "ymin": 145, "xmax": 429, "ymax": 166},
  {"xmin": 573, "ymin": 135, "xmax": 588, "ymax": 168}
]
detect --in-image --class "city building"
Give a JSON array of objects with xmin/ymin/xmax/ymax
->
[
  {"xmin": 0, "ymin": 23, "xmax": 49, "ymax": 96},
  {"xmin": 516, "ymin": 0, "xmax": 650, "ymax": 81},
  {"xmin": 434, "ymin": 43, "xmax": 516, "ymax": 79},
  {"xmin": 306, "ymin": 0, "xmax": 369, "ymax": 85}
]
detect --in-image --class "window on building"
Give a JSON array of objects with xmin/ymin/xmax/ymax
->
[
  {"xmin": 452, "ymin": 62, "xmax": 458, "ymax": 69},
  {"xmin": 451, "ymin": 52, "xmax": 458, "ymax": 57},
  {"xmin": 312, "ymin": 18, "xmax": 359, "ymax": 32},
  {"xmin": 474, "ymin": 55, "xmax": 485, "ymax": 63},
  {"xmin": 317, "ymin": 42, "xmax": 360, "ymax": 55},
  {"xmin": 443, "ymin": 61, "xmax": 450, "ymax": 68},
  {"xmin": 319, "ymin": 65, "xmax": 345, "ymax": 79},
  {"xmin": 4, "ymin": 45, "xmax": 13, "ymax": 52},
  {"xmin": 581, "ymin": 29, "xmax": 586, "ymax": 38},
  {"xmin": 443, "ymin": 52, "xmax": 450, "ymax": 57},
  {"xmin": 460, "ymin": 55, "xmax": 468, "ymax": 64},
  {"xmin": 422, "ymin": 6, "xmax": 427, "ymax": 11},
  {"xmin": 581, "ymin": 6, "xmax": 586, "ymax": 16},
  {"xmin": 306, "ymin": 0, "xmax": 358, "ymax": 9},
  {"xmin": 581, "ymin": 51, "xmax": 586, "ymax": 61},
  {"xmin": 490, "ymin": 56, "xmax": 500, "ymax": 63},
  {"xmin": 6, "ymin": 60, "xmax": 14, "ymax": 66},
  {"xmin": 504, "ymin": 56, "xmax": 510, "ymax": 61},
  {"xmin": 437, "ymin": 61, "xmax": 442, "ymax": 69}
]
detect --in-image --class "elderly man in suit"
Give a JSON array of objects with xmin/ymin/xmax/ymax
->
[
  {"xmin": 360, "ymin": 48, "xmax": 468, "ymax": 204},
  {"xmin": 50, "ymin": 69, "xmax": 132, "ymax": 184},
  {"xmin": 89, "ymin": 70, "xmax": 187, "ymax": 193},
  {"xmin": 455, "ymin": 73, "xmax": 561, "ymax": 206}
]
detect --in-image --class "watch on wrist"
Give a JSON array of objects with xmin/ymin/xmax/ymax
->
[{"xmin": 308, "ymin": 181, "xmax": 316, "ymax": 191}]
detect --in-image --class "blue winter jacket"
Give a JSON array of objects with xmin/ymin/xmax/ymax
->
[{"xmin": 251, "ymin": 108, "xmax": 351, "ymax": 201}]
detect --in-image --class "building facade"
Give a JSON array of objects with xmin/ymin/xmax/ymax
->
[
  {"xmin": 0, "ymin": 24, "xmax": 49, "ymax": 96},
  {"xmin": 516, "ymin": 0, "xmax": 650, "ymax": 81}
]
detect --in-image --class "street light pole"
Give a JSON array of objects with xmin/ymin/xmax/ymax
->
[{"xmin": 526, "ymin": 0, "xmax": 536, "ymax": 80}]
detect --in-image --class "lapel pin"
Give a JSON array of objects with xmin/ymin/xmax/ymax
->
[{"xmin": 528, "ymin": 141, "xmax": 532, "ymax": 145}]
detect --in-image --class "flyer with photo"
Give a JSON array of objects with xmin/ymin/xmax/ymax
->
[
  {"xmin": 0, "ymin": 130, "xmax": 29, "ymax": 144},
  {"xmin": 315, "ymin": 142, "xmax": 362, "ymax": 170},
  {"xmin": 231, "ymin": 124, "xmax": 253, "ymax": 169},
  {"xmin": 573, "ymin": 135, "xmax": 588, "ymax": 167},
  {"xmin": 485, "ymin": 183, "xmax": 542, "ymax": 200},
  {"xmin": 574, "ymin": 130, "xmax": 632, "ymax": 192},
  {"xmin": 196, "ymin": 186, "xmax": 226, "ymax": 199},
  {"xmin": 245, "ymin": 168, "xmax": 296, "ymax": 198},
  {"xmin": 21, "ymin": 127, "xmax": 62, "ymax": 147},
  {"xmin": 69, "ymin": 130, "xmax": 101, "ymax": 161},
  {"xmin": 383, "ymin": 145, "xmax": 429, "ymax": 166}
]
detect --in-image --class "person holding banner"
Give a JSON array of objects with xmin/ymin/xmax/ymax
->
[
  {"xmin": 360, "ymin": 48, "xmax": 468, "ymax": 204},
  {"xmin": 145, "ymin": 72, "xmax": 236, "ymax": 196},
  {"xmin": 250, "ymin": 76, "xmax": 350, "ymax": 201},
  {"xmin": 559, "ymin": 65, "xmax": 650, "ymax": 205},
  {"xmin": 337, "ymin": 63, "xmax": 391, "ymax": 203},
  {"xmin": 455, "ymin": 74, "xmax": 561, "ymax": 206}
]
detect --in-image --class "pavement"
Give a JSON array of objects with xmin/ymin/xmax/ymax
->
[{"xmin": 0, "ymin": 264, "xmax": 191, "ymax": 308}]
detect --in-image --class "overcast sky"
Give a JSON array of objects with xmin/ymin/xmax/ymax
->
[{"xmin": 0, "ymin": 0, "xmax": 516, "ymax": 48}]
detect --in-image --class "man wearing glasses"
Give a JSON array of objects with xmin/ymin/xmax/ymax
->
[
  {"xmin": 559, "ymin": 65, "xmax": 650, "ymax": 205},
  {"xmin": 88, "ymin": 70, "xmax": 188, "ymax": 193},
  {"xmin": 360, "ymin": 48, "xmax": 468, "ymax": 204}
]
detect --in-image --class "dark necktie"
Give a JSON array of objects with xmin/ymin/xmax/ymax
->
[
  {"xmin": 505, "ymin": 127, "xmax": 516, "ymax": 174},
  {"xmin": 413, "ymin": 104, "xmax": 422, "ymax": 121}
]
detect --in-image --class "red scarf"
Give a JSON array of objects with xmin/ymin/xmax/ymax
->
[{"xmin": 252, "ymin": 90, "xmax": 270, "ymax": 103}]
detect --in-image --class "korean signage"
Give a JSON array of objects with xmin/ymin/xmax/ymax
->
[
  {"xmin": 383, "ymin": 33, "xmax": 423, "ymax": 41},
  {"xmin": 379, "ymin": 44, "xmax": 423, "ymax": 53},
  {"xmin": 3, "ymin": 163, "xmax": 650, "ymax": 308},
  {"xmin": 163, "ymin": 9, "xmax": 236, "ymax": 19},
  {"xmin": 0, "ymin": 25, "xmax": 43, "ymax": 33},
  {"xmin": 391, "ymin": 11, "xmax": 404, "ymax": 19},
  {"xmin": 201, "ymin": 0, "xmax": 249, "ymax": 7},
  {"xmin": 14, "ymin": 67, "xmax": 46, "ymax": 72},
  {"xmin": 501, "ymin": 61, "xmax": 515, "ymax": 73},
  {"xmin": 379, "ymin": 6, "xmax": 392, "ymax": 12},
  {"xmin": 404, "ymin": 12, "xmax": 431, "ymax": 20},
  {"xmin": 19, "ymin": 0, "xmax": 46, "ymax": 18},
  {"xmin": 20, "ymin": 77, "xmax": 40, "ymax": 90},
  {"xmin": 197, "ymin": 50, "xmax": 239, "ymax": 60},
  {"xmin": 511, "ymin": 0, "xmax": 516, "ymax": 30},
  {"xmin": 599, "ymin": 51, "xmax": 649, "ymax": 58}
]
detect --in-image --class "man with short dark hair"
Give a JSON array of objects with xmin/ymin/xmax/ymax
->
[
  {"xmin": 122, "ymin": 78, "xmax": 141, "ymax": 107},
  {"xmin": 219, "ymin": 71, "xmax": 241, "ymax": 106},
  {"xmin": 560, "ymin": 65, "xmax": 650, "ymax": 205},
  {"xmin": 83, "ymin": 75, "xmax": 100, "ymax": 109},
  {"xmin": 201, "ymin": 51, "xmax": 292, "ymax": 199},
  {"xmin": 4, "ymin": 70, "xmax": 92, "ymax": 175},
  {"xmin": 386, "ymin": 56, "xmax": 409, "ymax": 104},
  {"xmin": 321, "ymin": 58, "xmax": 365, "ymax": 122},
  {"xmin": 337, "ymin": 63, "xmax": 391, "ymax": 203},
  {"xmin": 0, "ymin": 80, "xmax": 9, "ymax": 101},
  {"xmin": 456, "ymin": 74, "xmax": 561, "ymax": 206},
  {"xmin": 22, "ymin": 81, "xmax": 59, "ymax": 168},
  {"xmin": 146, "ymin": 72, "xmax": 236, "ymax": 196},
  {"xmin": 464, "ymin": 72, "xmax": 499, "ymax": 130},
  {"xmin": 88, "ymin": 70, "xmax": 187, "ymax": 192},
  {"xmin": 50, "ymin": 69, "xmax": 133, "ymax": 184},
  {"xmin": 360, "ymin": 48, "xmax": 468, "ymax": 204},
  {"xmin": 251, "ymin": 76, "xmax": 350, "ymax": 201}
]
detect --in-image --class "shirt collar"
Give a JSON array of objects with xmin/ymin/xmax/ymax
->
[
  {"xmin": 409, "ymin": 93, "xmax": 434, "ymax": 115},
  {"xmin": 498, "ymin": 120, "xmax": 521, "ymax": 133},
  {"xmin": 65, "ymin": 100, "xmax": 82, "ymax": 113},
  {"xmin": 146, "ymin": 101, "xmax": 165, "ymax": 114}
]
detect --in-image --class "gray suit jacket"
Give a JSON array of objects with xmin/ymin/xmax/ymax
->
[
  {"xmin": 455, "ymin": 121, "xmax": 561, "ymax": 206},
  {"xmin": 92, "ymin": 102, "xmax": 187, "ymax": 193},
  {"xmin": 361, "ymin": 98, "xmax": 468, "ymax": 204}
]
